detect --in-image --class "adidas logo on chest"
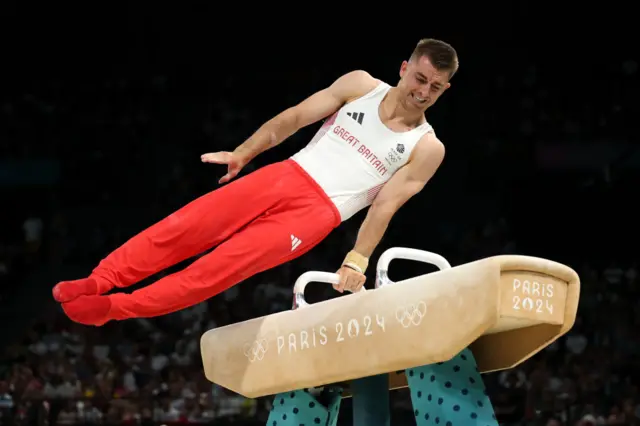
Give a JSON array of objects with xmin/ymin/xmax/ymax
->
[{"xmin": 346, "ymin": 111, "xmax": 364, "ymax": 125}]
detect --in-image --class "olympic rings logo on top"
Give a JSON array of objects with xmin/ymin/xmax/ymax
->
[
  {"xmin": 395, "ymin": 301, "xmax": 427, "ymax": 328},
  {"xmin": 243, "ymin": 338, "xmax": 268, "ymax": 362}
]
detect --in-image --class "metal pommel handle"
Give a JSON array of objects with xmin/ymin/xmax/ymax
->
[
  {"xmin": 375, "ymin": 247, "xmax": 452, "ymax": 289},
  {"xmin": 292, "ymin": 271, "xmax": 365, "ymax": 310}
]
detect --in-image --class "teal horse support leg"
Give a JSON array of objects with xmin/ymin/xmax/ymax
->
[
  {"xmin": 266, "ymin": 387, "xmax": 342, "ymax": 426},
  {"xmin": 266, "ymin": 376, "xmax": 389, "ymax": 426},
  {"xmin": 351, "ymin": 375, "xmax": 390, "ymax": 426},
  {"xmin": 406, "ymin": 348, "xmax": 498, "ymax": 426}
]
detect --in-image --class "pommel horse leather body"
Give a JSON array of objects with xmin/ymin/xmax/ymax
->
[{"xmin": 200, "ymin": 250, "xmax": 580, "ymax": 399}]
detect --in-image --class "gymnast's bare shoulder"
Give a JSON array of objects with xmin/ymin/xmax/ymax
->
[
  {"xmin": 330, "ymin": 70, "xmax": 382, "ymax": 104},
  {"xmin": 283, "ymin": 70, "xmax": 381, "ymax": 130}
]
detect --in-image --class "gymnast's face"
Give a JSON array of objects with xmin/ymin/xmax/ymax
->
[{"xmin": 398, "ymin": 55, "xmax": 451, "ymax": 111}]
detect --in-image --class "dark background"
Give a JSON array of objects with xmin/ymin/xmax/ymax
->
[{"xmin": 0, "ymin": 3, "xmax": 638, "ymax": 426}]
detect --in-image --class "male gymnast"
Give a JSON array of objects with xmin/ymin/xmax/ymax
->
[{"xmin": 53, "ymin": 38, "xmax": 459, "ymax": 326}]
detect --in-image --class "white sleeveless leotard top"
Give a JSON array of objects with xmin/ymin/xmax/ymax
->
[{"xmin": 291, "ymin": 81, "xmax": 435, "ymax": 221}]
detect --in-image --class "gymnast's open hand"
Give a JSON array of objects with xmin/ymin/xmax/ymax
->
[
  {"xmin": 334, "ymin": 265, "xmax": 366, "ymax": 293},
  {"xmin": 201, "ymin": 151, "xmax": 248, "ymax": 184}
]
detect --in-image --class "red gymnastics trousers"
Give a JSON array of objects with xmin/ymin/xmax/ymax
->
[{"xmin": 53, "ymin": 160, "xmax": 342, "ymax": 326}]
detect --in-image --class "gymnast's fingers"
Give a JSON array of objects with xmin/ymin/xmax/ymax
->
[
  {"xmin": 335, "ymin": 269, "xmax": 349, "ymax": 293},
  {"xmin": 201, "ymin": 152, "xmax": 231, "ymax": 164},
  {"xmin": 351, "ymin": 275, "xmax": 366, "ymax": 292}
]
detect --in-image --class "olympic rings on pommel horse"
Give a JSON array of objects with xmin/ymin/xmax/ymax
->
[{"xmin": 200, "ymin": 247, "xmax": 580, "ymax": 426}]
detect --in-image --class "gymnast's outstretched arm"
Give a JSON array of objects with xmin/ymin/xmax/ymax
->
[
  {"xmin": 335, "ymin": 133, "xmax": 445, "ymax": 293},
  {"xmin": 202, "ymin": 70, "xmax": 380, "ymax": 183},
  {"xmin": 232, "ymin": 70, "xmax": 379, "ymax": 162}
]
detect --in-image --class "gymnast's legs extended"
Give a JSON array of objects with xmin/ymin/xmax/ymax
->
[{"xmin": 54, "ymin": 160, "xmax": 341, "ymax": 326}]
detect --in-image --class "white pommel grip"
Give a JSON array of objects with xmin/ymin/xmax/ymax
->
[
  {"xmin": 292, "ymin": 271, "xmax": 365, "ymax": 310},
  {"xmin": 375, "ymin": 247, "xmax": 452, "ymax": 288}
]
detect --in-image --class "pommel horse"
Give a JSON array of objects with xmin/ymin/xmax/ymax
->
[{"xmin": 200, "ymin": 248, "xmax": 580, "ymax": 426}]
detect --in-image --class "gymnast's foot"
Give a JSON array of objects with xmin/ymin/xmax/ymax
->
[
  {"xmin": 61, "ymin": 295, "xmax": 112, "ymax": 326},
  {"xmin": 52, "ymin": 278, "xmax": 99, "ymax": 303}
]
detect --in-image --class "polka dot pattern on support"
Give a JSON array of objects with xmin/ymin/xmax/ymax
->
[
  {"xmin": 405, "ymin": 348, "xmax": 499, "ymax": 426},
  {"xmin": 266, "ymin": 387, "xmax": 343, "ymax": 426}
]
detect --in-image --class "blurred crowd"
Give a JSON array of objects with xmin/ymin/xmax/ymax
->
[{"xmin": 1, "ymin": 35, "xmax": 638, "ymax": 426}]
